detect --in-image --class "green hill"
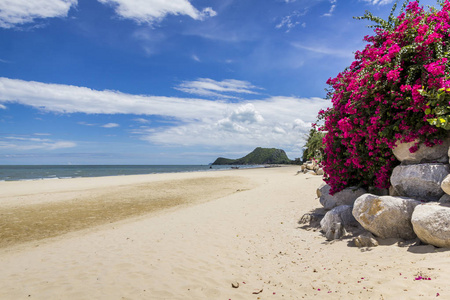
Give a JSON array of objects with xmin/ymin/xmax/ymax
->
[{"xmin": 212, "ymin": 147, "xmax": 292, "ymax": 165}]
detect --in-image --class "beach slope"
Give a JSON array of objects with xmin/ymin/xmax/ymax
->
[{"xmin": 0, "ymin": 166, "xmax": 449, "ymax": 299}]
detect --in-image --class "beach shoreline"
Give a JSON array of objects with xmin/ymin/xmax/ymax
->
[{"xmin": 0, "ymin": 166, "xmax": 449, "ymax": 299}]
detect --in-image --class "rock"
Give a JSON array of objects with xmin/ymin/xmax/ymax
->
[
  {"xmin": 231, "ymin": 282, "xmax": 239, "ymax": 288},
  {"xmin": 324, "ymin": 222, "xmax": 346, "ymax": 241},
  {"xmin": 392, "ymin": 138, "xmax": 450, "ymax": 164},
  {"xmin": 390, "ymin": 163, "xmax": 449, "ymax": 201},
  {"xmin": 439, "ymin": 193, "xmax": 450, "ymax": 204},
  {"xmin": 441, "ymin": 174, "xmax": 450, "ymax": 196},
  {"xmin": 411, "ymin": 203, "xmax": 450, "ymax": 248},
  {"xmin": 316, "ymin": 168, "xmax": 324, "ymax": 176},
  {"xmin": 299, "ymin": 212, "xmax": 324, "ymax": 227},
  {"xmin": 320, "ymin": 205, "xmax": 357, "ymax": 240},
  {"xmin": 300, "ymin": 164, "xmax": 306, "ymax": 171},
  {"xmin": 317, "ymin": 182, "xmax": 328, "ymax": 198},
  {"xmin": 306, "ymin": 162, "xmax": 315, "ymax": 170},
  {"xmin": 389, "ymin": 185, "xmax": 400, "ymax": 196},
  {"xmin": 368, "ymin": 186, "xmax": 389, "ymax": 196},
  {"xmin": 353, "ymin": 232, "xmax": 379, "ymax": 247},
  {"xmin": 352, "ymin": 194, "xmax": 421, "ymax": 239},
  {"xmin": 319, "ymin": 184, "xmax": 367, "ymax": 210},
  {"xmin": 307, "ymin": 170, "xmax": 317, "ymax": 175}
]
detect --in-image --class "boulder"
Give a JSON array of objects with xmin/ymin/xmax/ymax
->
[
  {"xmin": 316, "ymin": 168, "xmax": 324, "ymax": 176},
  {"xmin": 439, "ymin": 194, "xmax": 450, "ymax": 204},
  {"xmin": 441, "ymin": 174, "xmax": 450, "ymax": 196},
  {"xmin": 389, "ymin": 185, "xmax": 400, "ymax": 196},
  {"xmin": 392, "ymin": 138, "xmax": 450, "ymax": 164},
  {"xmin": 353, "ymin": 232, "xmax": 379, "ymax": 247},
  {"xmin": 352, "ymin": 194, "xmax": 421, "ymax": 239},
  {"xmin": 306, "ymin": 161, "xmax": 316, "ymax": 170},
  {"xmin": 319, "ymin": 184, "xmax": 366, "ymax": 210},
  {"xmin": 368, "ymin": 186, "xmax": 389, "ymax": 196},
  {"xmin": 390, "ymin": 163, "xmax": 449, "ymax": 201},
  {"xmin": 320, "ymin": 205, "xmax": 357, "ymax": 240},
  {"xmin": 317, "ymin": 182, "xmax": 328, "ymax": 198},
  {"xmin": 299, "ymin": 212, "xmax": 324, "ymax": 227},
  {"xmin": 411, "ymin": 203, "xmax": 450, "ymax": 248},
  {"xmin": 324, "ymin": 222, "xmax": 345, "ymax": 241}
]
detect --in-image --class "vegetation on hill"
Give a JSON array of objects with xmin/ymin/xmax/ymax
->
[{"xmin": 212, "ymin": 147, "xmax": 292, "ymax": 165}]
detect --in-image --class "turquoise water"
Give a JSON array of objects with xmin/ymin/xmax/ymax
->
[{"xmin": 0, "ymin": 165, "xmax": 262, "ymax": 181}]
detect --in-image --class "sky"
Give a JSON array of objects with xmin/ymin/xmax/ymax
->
[{"xmin": 0, "ymin": 0, "xmax": 441, "ymax": 165}]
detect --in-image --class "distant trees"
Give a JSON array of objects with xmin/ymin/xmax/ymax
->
[{"xmin": 302, "ymin": 129, "xmax": 325, "ymax": 162}]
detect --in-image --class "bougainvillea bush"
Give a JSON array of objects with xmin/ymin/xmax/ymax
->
[{"xmin": 318, "ymin": 1, "xmax": 450, "ymax": 194}]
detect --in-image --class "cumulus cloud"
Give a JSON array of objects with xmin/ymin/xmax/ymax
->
[
  {"xmin": 175, "ymin": 78, "xmax": 262, "ymax": 98},
  {"xmin": 0, "ymin": 0, "xmax": 77, "ymax": 28},
  {"xmin": 138, "ymin": 97, "xmax": 328, "ymax": 151},
  {"xmin": 97, "ymin": 0, "xmax": 216, "ymax": 24},
  {"xmin": 0, "ymin": 136, "xmax": 76, "ymax": 150},
  {"xmin": 0, "ymin": 77, "xmax": 329, "ymax": 152}
]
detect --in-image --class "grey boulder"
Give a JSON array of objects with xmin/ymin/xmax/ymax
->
[
  {"xmin": 411, "ymin": 203, "xmax": 450, "ymax": 248},
  {"xmin": 390, "ymin": 163, "xmax": 449, "ymax": 201},
  {"xmin": 353, "ymin": 194, "xmax": 421, "ymax": 240},
  {"xmin": 318, "ymin": 183, "xmax": 366, "ymax": 210},
  {"xmin": 320, "ymin": 205, "xmax": 357, "ymax": 240},
  {"xmin": 392, "ymin": 138, "xmax": 450, "ymax": 164}
]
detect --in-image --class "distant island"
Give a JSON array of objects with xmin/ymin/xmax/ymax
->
[{"xmin": 212, "ymin": 147, "xmax": 292, "ymax": 165}]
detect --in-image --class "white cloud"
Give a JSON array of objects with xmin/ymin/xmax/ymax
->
[
  {"xmin": 323, "ymin": 4, "xmax": 336, "ymax": 17},
  {"xmin": 0, "ymin": 0, "xmax": 77, "ymax": 28},
  {"xmin": 0, "ymin": 77, "xmax": 329, "ymax": 152},
  {"xmin": 0, "ymin": 136, "xmax": 76, "ymax": 150},
  {"xmin": 137, "ymin": 96, "xmax": 328, "ymax": 151},
  {"xmin": 0, "ymin": 104, "xmax": 6, "ymax": 109},
  {"xmin": 291, "ymin": 42, "xmax": 354, "ymax": 58},
  {"xmin": 191, "ymin": 54, "xmax": 200, "ymax": 62},
  {"xmin": 133, "ymin": 118, "xmax": 150, "ymax": 124},
  {"xmin": 362, "ymin": 0, "xmax": 393, "ymax": 4},
  {"xmin": 175, "ymin": 78, "xmax": 262, "ymax": 98},
  {"xmin": 97, "ymin": 0, "xmax": 216, "ymax": 24},
  {"xmin": 102, "ymin": 123, "xmax": 120, "ymax": 128},
  {"xmin": 276, "ymin": 10, "xmax": 307, "ymax": 33},
  {"xmin": 0, "ymin": 77, "xmax": 226, "ymax": 119}
]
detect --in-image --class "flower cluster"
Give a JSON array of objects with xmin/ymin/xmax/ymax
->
[{"xmin": 318, "ymin": 1, "xmax": 450, "ymax": 194}]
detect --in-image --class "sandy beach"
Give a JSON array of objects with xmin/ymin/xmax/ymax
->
[{"xmin": 0, "ymin": 166, "xmax": 449, "ymax": 299}]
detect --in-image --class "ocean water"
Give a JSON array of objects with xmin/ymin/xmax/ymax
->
[{"xmin": 0, "ymin": 165, "xmax": 262, "ymax": 182}]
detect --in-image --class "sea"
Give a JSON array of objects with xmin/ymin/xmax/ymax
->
[{"xmin": 0, "ymin": 165, "xmax": 263, "ymax": 182}]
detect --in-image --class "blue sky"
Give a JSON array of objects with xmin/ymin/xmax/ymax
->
[{"xmin": 0, "ymin": 0, "xmax": 440, "ymax": 164}]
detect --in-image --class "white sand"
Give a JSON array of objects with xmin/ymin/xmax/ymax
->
[{"xmin": 0, "ymin": 166, "xmax": 449, "ymax": 299}]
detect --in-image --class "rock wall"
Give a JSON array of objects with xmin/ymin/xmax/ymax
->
[{"xmin": 314, "ymin": 139, "xmax": 450, "ymax": 248}]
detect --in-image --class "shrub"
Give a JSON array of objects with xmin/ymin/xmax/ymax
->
[
  {"xmin": 302, "ymin": 128, "xmax": 326, "ymax": 162},
  {"xmin": 319, "ymin": 0, "xmax": 450, "ymax": 194}
]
